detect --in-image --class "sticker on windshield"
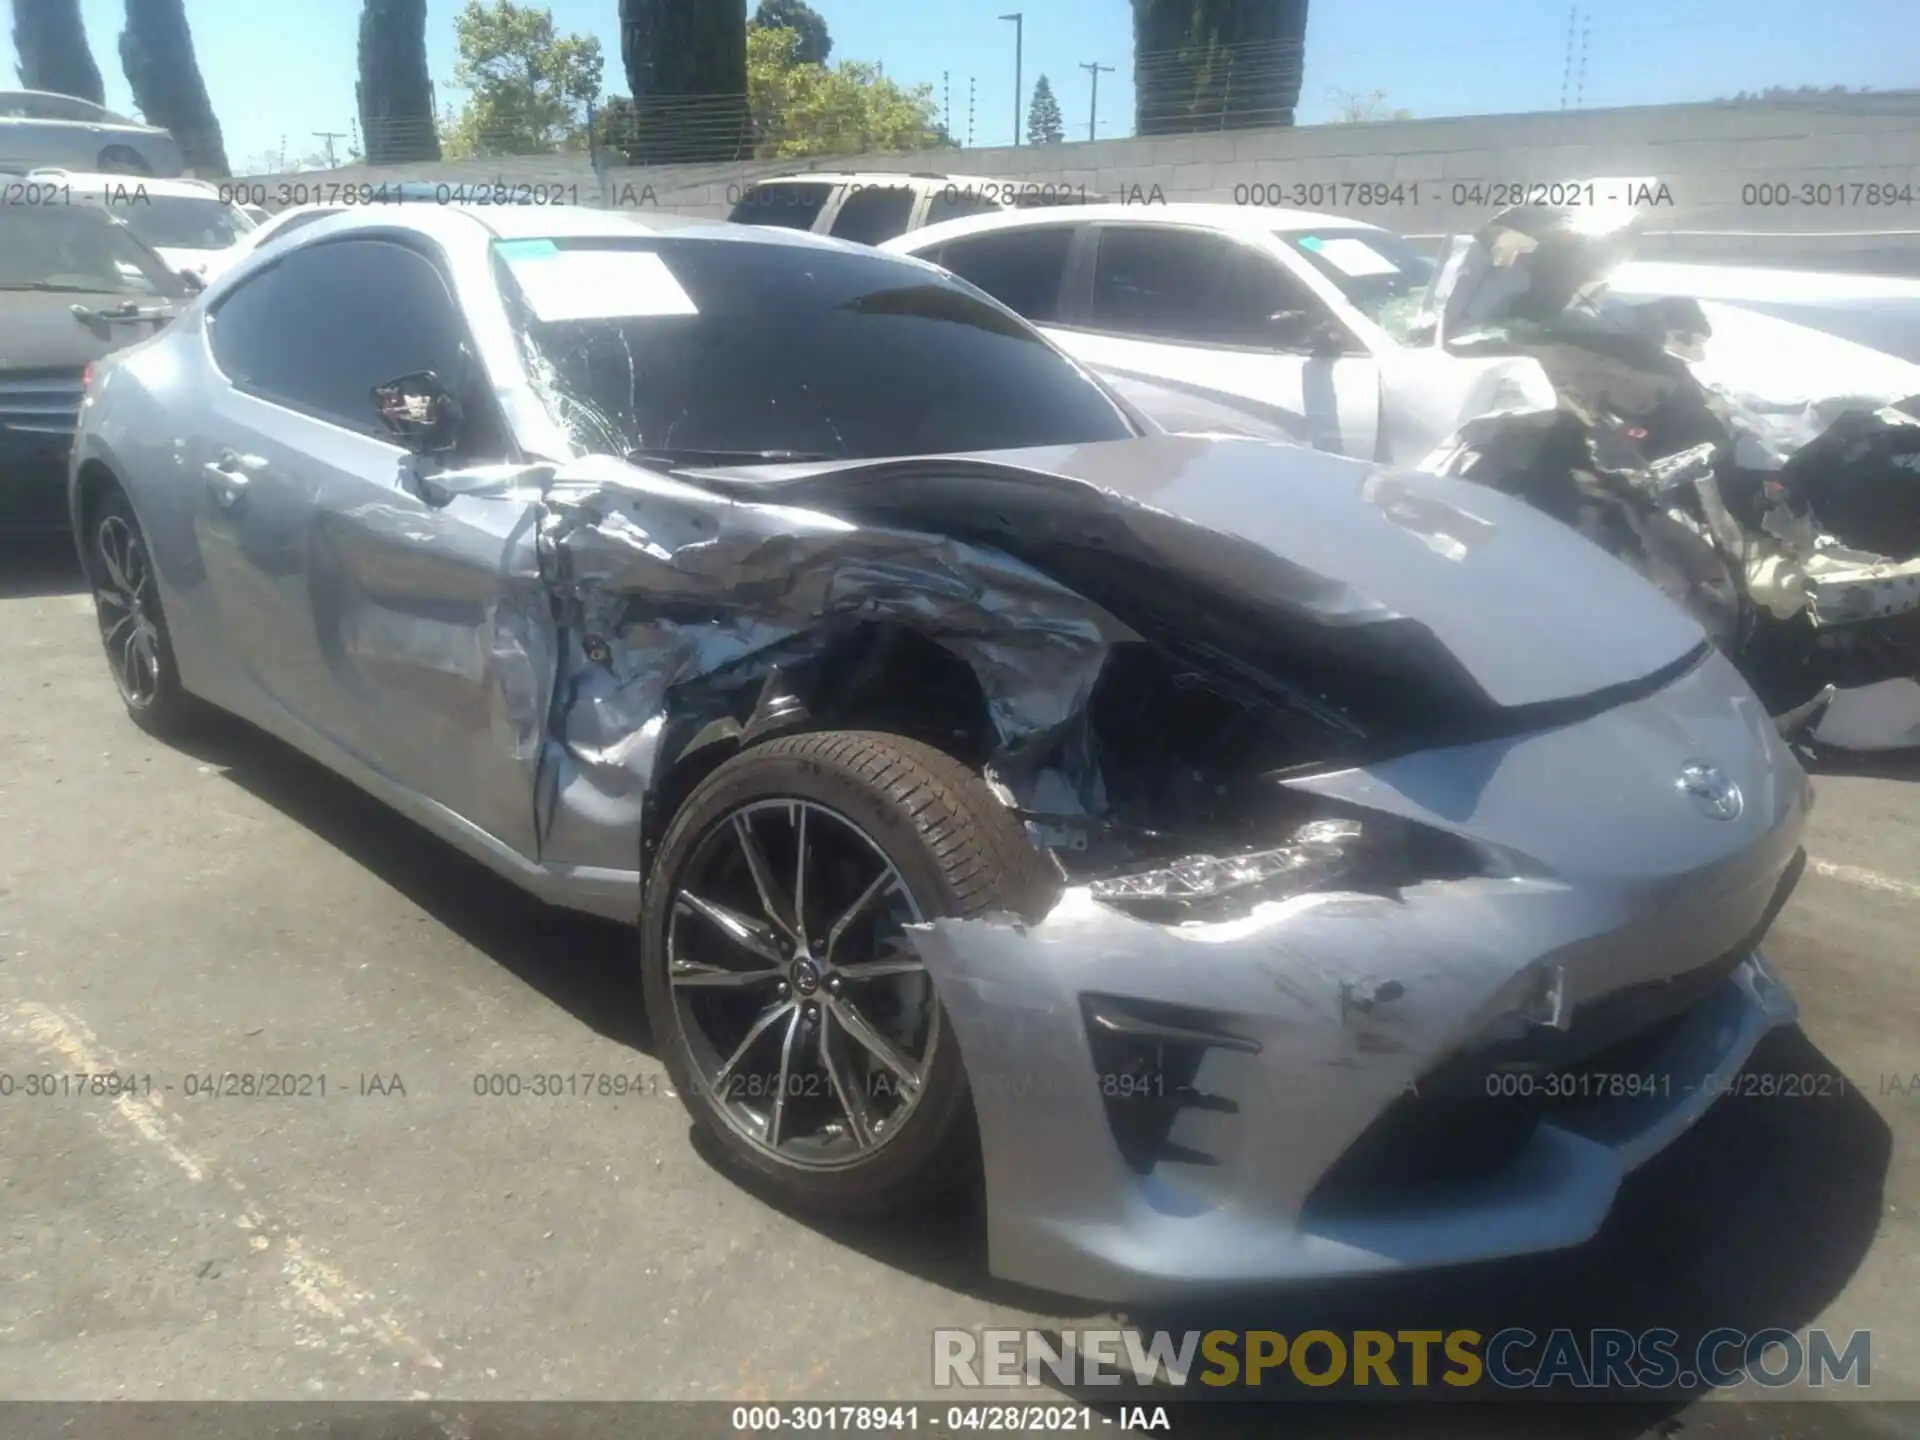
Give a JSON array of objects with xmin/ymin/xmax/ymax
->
[
  {"xmin": 499, "ymin": 245, "xmax": 699, "ymax": 323},
  {"xmin": 1303, "ymin": 236, "xmax": 1401, "ymax": 279}
]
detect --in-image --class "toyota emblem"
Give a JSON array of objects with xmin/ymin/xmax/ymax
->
[{"xmin": 1677, "ymin": 761, "xmax": 1744, "ymax": 821}]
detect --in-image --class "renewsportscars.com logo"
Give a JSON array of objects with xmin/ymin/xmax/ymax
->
[{"xmin": 932, "ymin": 1327, "xmax": 1872, "ymax": 1392}]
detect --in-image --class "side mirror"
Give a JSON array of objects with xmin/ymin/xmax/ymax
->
[
  {"xmin": 1268, "ymin": 310, "xmax": 1350, "ymax": 357},
  {"xmin": 372, "ymin": 371, "xmax": 463, "ymax": 454},
  {"xmin": 179, "ymin": 269, "xmax": 205, "ymax": 293}
]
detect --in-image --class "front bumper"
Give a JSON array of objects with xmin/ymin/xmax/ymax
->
[
  {"xmin": 1, "ymin": 368, "xmax": 83, "ymax": 529},
  {"xmin": 909, "ymin": 649, "xmax": 1809, "ymax": 1303}
]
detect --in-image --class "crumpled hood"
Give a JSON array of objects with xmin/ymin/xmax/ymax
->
[
  {"xmin": 687, "ymin": 433, "xmax": 1707, "ymax": 715},
  {"xmin": 1426, "ymin": 188, "xmax": 1649, "ymax": 341}
]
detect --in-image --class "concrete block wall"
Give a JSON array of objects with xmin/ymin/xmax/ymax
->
[{"xmin": 237, "ymin": 91, "xmax": 1920, "ymax": 271}]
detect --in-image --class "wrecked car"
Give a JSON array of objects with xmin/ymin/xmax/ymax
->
[
  {"xmin": 72, "ymin": 206, "xmax": 1810, "ymax": 1302},
  {"xmin": 1414, "ymin": 200, "xmax": 1920, "ymax": 752}
]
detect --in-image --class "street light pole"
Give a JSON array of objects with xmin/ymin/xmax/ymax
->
[
  {"xmin": 999, "ymin": 12, "xmax": 1023, "ymax": 145},
  {"xmin": 1079, "ymin": 60, "xmax": 1113, "ymax": 142}
]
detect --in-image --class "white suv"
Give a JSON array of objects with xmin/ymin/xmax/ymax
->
[
  {"xmin": 726, "ymin": 171, "xmax": 1097, "ymax": 247},
  {"xmin": 34, "ymin": 169, "xmax": 257, "ymax": 281}
]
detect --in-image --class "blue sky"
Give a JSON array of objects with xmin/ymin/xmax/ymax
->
[{"xmin": 7, "ymin": 0, "xmax": 1913, "ymax": 170}]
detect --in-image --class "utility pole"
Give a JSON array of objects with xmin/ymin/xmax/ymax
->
[
  {"xmin": 1079, "ymin": 60, "xmax": 1114, "ymax": 142},
  {"xmin": 999, "ymin": 13, "xmax": 1023, "ymax": 145},
  {"xmin": 944, "ymin": 71, "xmax": 951, "ymax": 139},
  {"xmin": 968, "ymin": 76, "xmax": 976, "ymax": 148},
  {"xmin": 312, "ymin": 130, "xmax": 347, "ymax": 168}
]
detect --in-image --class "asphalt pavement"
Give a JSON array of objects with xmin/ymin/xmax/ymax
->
[{"xmin": 1, "ymin": 535, "xmax": 1916, "ymax": 1437}]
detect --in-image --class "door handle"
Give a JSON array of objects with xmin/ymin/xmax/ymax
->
[{"xmin": 203, "ymin": 450, "xmax": 264, "ymax": 509}]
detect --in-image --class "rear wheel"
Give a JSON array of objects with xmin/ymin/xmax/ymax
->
[
  {"xmin": 641, "ymin": 730, "xmax": 1045, "ymax": 1214},
  {"xmin": 84, "ymin": 488, "xmax": 195, "ymax": 737}
]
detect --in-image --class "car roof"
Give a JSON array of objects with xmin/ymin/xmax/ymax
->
[
  {"xmin": 29, "ymin": 168, "xmax": 225, "ymax": 199},
  {"xmin": 742, "ymin": 172, "xmax": 1019, "ymax": 188},
  {"xmin": 258, "ymin": 201, "xmax": 896, "ymax": 255},
  {"xmin": 885, "ymin": 201, "xmax": 1387, "ymax": 252}
]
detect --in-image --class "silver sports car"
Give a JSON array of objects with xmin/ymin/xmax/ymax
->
[{"xmin": 71, "ymin": 206, "xmax": 1809, "ymax": 1302}]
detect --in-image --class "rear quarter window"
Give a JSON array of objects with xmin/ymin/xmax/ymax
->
[{"xmin": 728, "ymin": 182, "xmax": 835, "ymax": 231}]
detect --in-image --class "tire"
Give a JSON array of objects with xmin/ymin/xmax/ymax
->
[
  {"xmin": 641, "ymin": 730, "xmax": 1046, "ymax": 1215},
  {"xmin": 97, "ymin": 145, "xmax": 154, "ymax": 177},
  {"xmin": 81, "ymin": 486, "xmax": 197, "ymax": 738}
]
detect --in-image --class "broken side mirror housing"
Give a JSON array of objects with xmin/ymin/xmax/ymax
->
[
  {"xmin": 373, "ymin": 371, "xmax": 464, "ymax": 454},
  {"xmin": 1268, "ymin": 310, "xmax": 1351, "ymax": 358}
]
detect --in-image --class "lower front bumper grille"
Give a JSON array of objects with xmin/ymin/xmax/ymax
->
[
  {"xmin": 0, "ymin": 367, "xmax": 85, "ymax": 443},
  {"xmin": 1309, "ymin": 850, "xmax": 1806, "ymax": 1209}
]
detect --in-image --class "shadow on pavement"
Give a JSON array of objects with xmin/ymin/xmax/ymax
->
[
  {"xmin": 0, "ymin": 532, "xmax": 86, "ymax": 600},
  {"xmin": 167, "ymin": 708, "xmax": 653, "ymax": 1054},
  {"xmin": 1807, "ymin": 746, "xmax": 1920, "ymax": 784}
]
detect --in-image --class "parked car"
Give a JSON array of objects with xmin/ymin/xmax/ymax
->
[
  {"xmin": 886, "ymin": 202, "xmax": 1920, "ymax": 751},
  {"xmin": 0, "ymin": 195, "xmax": 192, "ymax": 527},
  {"xmin": 39, "ymin": 169, "xmax": 257, "ymax": 282},
  {"xmin": 728, "ymin": 171, "xmax": 1099, "ymax": 247},
  {"xmin": 0, "ymin": 89, "xmax": 184, "ymax": 177},
  {"xmin": 71, "ymin": 204, "xmax": 1808, "ymax": 1302},
  {"xmin": 204, "ymin": 183, "xmax": 536, "ymax": 281}
]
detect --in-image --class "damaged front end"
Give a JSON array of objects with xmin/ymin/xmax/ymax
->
[
  {"xmin": 1418, "ymin": 194, "xmax": 1920, "ymax": 751},
  {"xmin": 515, "ymin": 431, "xmax": 1805, "ymax": 1300}
]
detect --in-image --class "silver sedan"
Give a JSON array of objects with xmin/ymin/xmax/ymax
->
[{"xmin": 70, "ymin": 205, "xmax": 1809, "ymax": 1302}]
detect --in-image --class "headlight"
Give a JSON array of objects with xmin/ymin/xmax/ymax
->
[
  {"xmin": 1087, "ymin": 812, "xmax": 1495, "ymax": 922},
  {"xmin": 1088, "ymin": 819, "xmax": 1362, "ymax": 916}
]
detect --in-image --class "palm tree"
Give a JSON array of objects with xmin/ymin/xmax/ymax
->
[
  {"xmin": 11, "ymin": 0, "xmax": 106, "ymax": 103},
  {"xmin": 358, "ymin": 0, "xmax": 441, "ymax": 163},
  {"xmin": 120, "ymin": 0, "xmax": 231, "ymax": 175},
  {"xmin": 616, "ymin": 0, "xmax": 750, "ymax": 163}
]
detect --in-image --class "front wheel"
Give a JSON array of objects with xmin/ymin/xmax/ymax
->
[{"xmin": 641, "ymin": 730, "xmax": 1047, "ymax": 1215}]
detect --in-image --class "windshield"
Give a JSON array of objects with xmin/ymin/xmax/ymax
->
[
  {"xmin": 0, "ymin": 205, "xmax": 188, "ymax": 296},
  {"xmin": 1279, "ymin": 228, "xmax": 1436, "ymax": 345},
  {"xmin": 108, "ymin": 195, "xmax": 254, "ymax": 251},
  {"xmin": 495, "ymin": 236, "xmax": 1137, "ymax": 463}
]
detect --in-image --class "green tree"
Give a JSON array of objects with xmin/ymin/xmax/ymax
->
[
  {"xmin": 1132, "ymin": 0, "xmax": 1311, "ymax": 135},
  {"xmin": 745, "ymin": 23, "xmax": 941, "ymax": 158},
  {"xmin": 750, "ymin": 0, "xmax": 831, "ymax": 66},
  {"xmin": 1027, "ymin": 73, "xmax": 1064, "ymax": 143},
  {"xmin": 120, "ymin": 0, "xmax": 230, "ymax": 175},
  {"xmin": 1329, "ymin": 87, "xmax": 1410, "ymax": 123},
  {"xmin": 444, "ymin": 0, "xmax": 602, "ymax": 158},
  {"xmin": 11, "ymin": 0, "xmax": 105, "ymax": 103},
  {"xmin": 1720, "ymin": 84, "xmax": 1866, "ymax": 103},
  {"xmin": 358, "ymin": 0, "xmax": 441, "ymax": 163}
]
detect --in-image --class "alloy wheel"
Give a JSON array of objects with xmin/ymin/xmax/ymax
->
[
  {"xmin": 93, "ymin": 513, "xmax": 164, "ymax": 709},
  {"xmin": 668, "ymin": 798, "xmax": 940, "ymax": 1170}
]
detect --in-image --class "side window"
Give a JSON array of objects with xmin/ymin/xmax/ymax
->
[
  {"xmin": 207, "ymin": 238, "xmax": 496, "ymax": 450},
  {"xmin": 923, "ymin": 189, "xmax": 1006, "ymax": 229},
  {"xmin": 728, "ymin": 182, "xmax": 834, "ymax": 231},
  {"xmin": 1088, "ymin": 227, "xmax": 1332, "ymax": 349},
  {"xmin": 936, "ymin": 226, "xmax": 1076, "ymax": 323},
  {"xmin": 829, "ymin": 184, "xmax": 919, "ymax": 245}
]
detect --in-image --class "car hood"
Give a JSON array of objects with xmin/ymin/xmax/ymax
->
[
  {"xmin": 0, "ymin": 288, "xmax": 180, "ymax": 370},
  {"xmin": 154, "ymin": 246, "xmax": 220, "ymax": 278},
  {"xmin": 684, "ymin": 433, "xmax": 1708, "ymax": 719}
]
